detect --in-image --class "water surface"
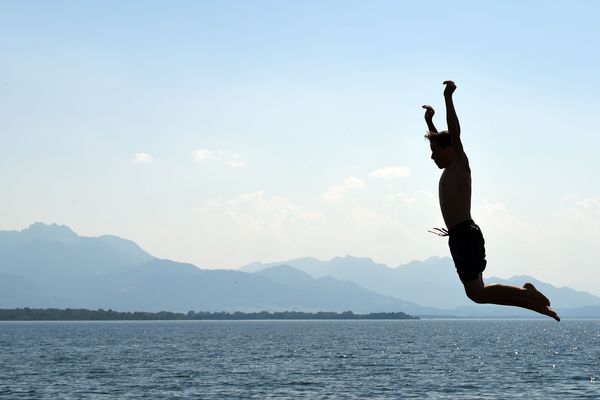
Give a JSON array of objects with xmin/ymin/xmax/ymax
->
[{"xmin": 1, "ymin": 320, "xmax": 599, "ymax": 399}]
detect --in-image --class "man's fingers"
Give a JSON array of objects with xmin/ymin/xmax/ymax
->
[{"xmin": 443, "ymin": 80, "xmax": 456, "ymax": 88}]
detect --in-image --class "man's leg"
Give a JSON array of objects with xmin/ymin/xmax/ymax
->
[{"xmin": 463, "ymin": 274, "xmax": 560, "ymax": 321}]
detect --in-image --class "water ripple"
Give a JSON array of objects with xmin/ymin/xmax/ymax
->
[{"xmin": 1, "ymin": 320, "xmax": 599, "ymax": 398}]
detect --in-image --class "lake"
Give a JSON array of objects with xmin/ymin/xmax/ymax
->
[{"xmin": 1, "ymin": 320, "xmax": 599, "ymax": 399}]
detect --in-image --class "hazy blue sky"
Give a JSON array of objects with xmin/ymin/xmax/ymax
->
[{"xmin": 1, "ymin": 1, "xmax": 599, "ymax": 293}]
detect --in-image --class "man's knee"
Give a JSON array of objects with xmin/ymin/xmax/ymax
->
[
  {"xmin": 464, "ymin": 285, "xmax": 486, "ymax": 304},
  {"xmin": 462, "ymin": 274, "xmax": 487, "ymax": 304}
]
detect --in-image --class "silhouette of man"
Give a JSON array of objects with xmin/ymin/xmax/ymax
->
[{"xmin": 423, "ymin": 80, "xmax": 559, "ymax": 321}]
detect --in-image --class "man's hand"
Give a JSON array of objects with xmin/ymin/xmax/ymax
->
[
  {"xmin": 422, "ymin": 105, "xmax": 435, "ymax": 120},
  {"xmin": 422, "ymin": 105, "xmax": 438, "ymax": 133},
  {"xmin": 443, "ymin": 80, "xmax": 457, "ymax": 97}
]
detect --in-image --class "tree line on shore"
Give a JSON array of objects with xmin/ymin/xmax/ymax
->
[{"xmin": 0, "ymin": 308, "xmax": 417, "ymax": 321}]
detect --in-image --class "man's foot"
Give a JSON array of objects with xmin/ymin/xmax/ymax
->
[
  {"xmin": 523, "ymin": 283, "xmax": 550, "ymax": 306},
  {"xmin": 540, "ymin": 305, "xmax": 560, "ymax": 322}
]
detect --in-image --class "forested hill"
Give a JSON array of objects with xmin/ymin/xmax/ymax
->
[{"xmin": 0, "ymin": 308, "xmax": 417, "ymax": 321}]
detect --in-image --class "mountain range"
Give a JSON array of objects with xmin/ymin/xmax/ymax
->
[
  {"xmin": 242, "ymin": 257, "xmax": 600, "ymax": 311},
  {"xmin": 1, "ymin": 223, "xmax": 599, "ymax": 318}
]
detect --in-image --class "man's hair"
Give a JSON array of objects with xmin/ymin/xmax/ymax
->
[{"xmin": 425, "ymin": 130, "xmax": 452, "ymax": 148}]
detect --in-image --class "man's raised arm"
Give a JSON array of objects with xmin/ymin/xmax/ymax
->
[
  {"xmin": 443, "ymin": 80, "xmax": 464, "ymax": 155},
  {"xmin": 422, "ymin": 105, "xmax": 438, "ymax": 133}
]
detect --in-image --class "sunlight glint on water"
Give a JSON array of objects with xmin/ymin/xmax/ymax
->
[{"xmin": 0, "ymin": 320, "xmax": 599, "ymax": 399}]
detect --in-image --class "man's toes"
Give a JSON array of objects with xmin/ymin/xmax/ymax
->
[{"xmin": 548, "ymin": 308, "xmax": 560, "ymax": 322}]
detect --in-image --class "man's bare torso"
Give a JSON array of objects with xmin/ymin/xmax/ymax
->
[{"xmin": 439, "ymin": 157, "xmax": 472, "ymax": 230}]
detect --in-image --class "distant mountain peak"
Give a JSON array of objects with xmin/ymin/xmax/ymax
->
[
  {"xmin": 22, "ymin": 222, "xmax": 79, "ymax": 242},
  {"xmin": 423, "ymin": 256, "xmax": 445, "ymax": 263},
  {"xmin": 255, "ymin": 264, "xmax": 314, "ymax": 286},
  {"xmin": 332, "ymin": 255, "xmax": 375, "ymax": 263}
]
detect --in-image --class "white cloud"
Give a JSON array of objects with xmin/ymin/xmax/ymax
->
[
  {"xmin": 475, "ymin": 200, "xmax": 533, "ymax": 234},
  {"xmin": 470, "ymin": 196, "xmax": 600, "ymax": 293},
  {"xmin": 133, "ymin": 152, "xmax": 153, "ymax": 163},
  {"xmin": 385, "ymin": 190, "xmax": 436, "ymax": 206},
  {"xmin": 220, "ymin": 152, "xmax": 246, "ymax": 168},
  {"xmin": 556, "ymin": 196, "xmax": 600, "ymax": 226},
  {"xmin": 193, "ymin": 148, "xmax": 246, "ymax": 167},
  {"xmin": 131, "ymin": 187, "xmax": 600, "ymax": 294},
  {"xmin": 369, "ymin": 166, "xmax": 410, "ymax": 179},
  {"xmin": 179, "ymin": 189, "xmax": 444, "ymax": 268},
  {"xmin": 193, "ymin": 149, "xmax": 215, "ymax": 162},
  {"xmin": 184, "ymin": 191, "xmax": 339, "ymax": 265},
  {"xmin": 321, "ymin": 176, "xmax": 365, "ymax": 203}
]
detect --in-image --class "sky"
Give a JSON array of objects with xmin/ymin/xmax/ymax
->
[{"xmin": 1, "ymin": 1, "xmax": 599, "ymax": 294}]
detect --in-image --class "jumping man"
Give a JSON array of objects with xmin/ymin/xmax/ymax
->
[{"xmin": 423, "ymin": 80, "xmax": 559, "ymax": 321}]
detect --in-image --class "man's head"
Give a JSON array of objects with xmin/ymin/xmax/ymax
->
[{"xmin": 425, "ymin": 131, "xmax": 455, "ymax": 169}]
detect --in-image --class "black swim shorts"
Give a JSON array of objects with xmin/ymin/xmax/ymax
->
[{"xmin": 448, "ymin": 219, "xmax": 487, "ymax": 283}]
